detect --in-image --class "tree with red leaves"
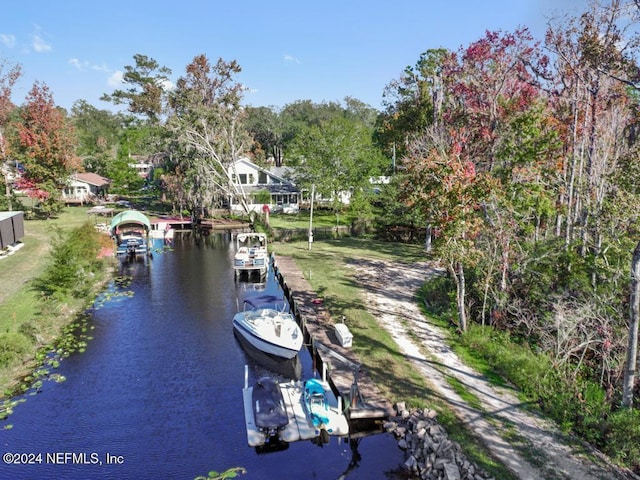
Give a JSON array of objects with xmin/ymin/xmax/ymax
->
[
  {"xmin": 12, "ymin": 81, "xmax": 81, "ymax": 217},
  {"xmin": 403, "ymin": 127, "xmax": 496, "ymax": 331},
  {"xmin": 441, "ymin": 28, "xmax": 549, "ymax": 173}
]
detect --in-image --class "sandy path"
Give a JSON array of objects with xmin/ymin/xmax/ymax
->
[{"xmin": 348, "ymin": 258, "xmax": 635, "ymax": 480}]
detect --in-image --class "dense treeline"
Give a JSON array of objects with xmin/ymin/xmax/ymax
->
[
  {"xmin": 384, "ymin": 1, "xmax": 640, "ymax": 470},
  {"xmin": 1, "ymin": 0, "xmax": 640, "ymax": 472}
]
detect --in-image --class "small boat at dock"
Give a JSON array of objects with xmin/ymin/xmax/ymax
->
[
  {"xmin": 110, "ymin": 210, "xmax": 151, "ymax": 257},
  {"xmin": 115, "ymin": 231, "xmax": 148, "ymax": 256},
  {"xmin": 302, "ymin": 378, "xmax": 349, "ymax": 438},
  {"xmin": 251, "ymin": 377, "xmax": 289, "ymax": 440},
  {"xmin": 234, "ymin": 232, "xmax": 269, "ymax": 278},
  {"xmin": 241, "ymin": 366, "xmax": 348, "ymax": 448},
  {"xmin": 232, "ymin": 295, "xmax": 303, "ymax": 360}
]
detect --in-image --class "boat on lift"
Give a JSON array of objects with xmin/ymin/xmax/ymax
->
[
  {"xmin": 302, "ymin": 378, "xmax": 349, "ymax": 439},
  {"xmin": 251, "ymin": 377, "xmax": 289, "ymax": 440}
]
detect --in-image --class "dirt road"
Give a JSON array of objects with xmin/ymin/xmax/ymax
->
[{"xmin": 348, "ymin": 258, "xmax": 637, "ymax": 480}]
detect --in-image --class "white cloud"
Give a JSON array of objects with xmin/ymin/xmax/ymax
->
[
  {"xmin": 69, "ymin": 58, "xmax": 112, "ymax": 74},
  {"xmin": 107, "ymin": 70, "xmax": 124, "ymax": 87},
  {"xmin": 92, "ymin": 63, "xmax": 110, "ymax": 73},
  {"xmin": 283, "ymin": 54, "xmax": 300, "ymax": 64},
  {"xmin": 69, "ymin": 58, "xmax": 89, "ymax": 71},
  {"xmin": 32, "ymin": 34, "xmax": 52, "ymax": 52},
  {"xmin": 0, "ymin": 34, "xmax": 16, "ymax": 48}
]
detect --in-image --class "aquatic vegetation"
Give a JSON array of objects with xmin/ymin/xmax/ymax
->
[
  {"xmin": 1, "ymin": 312, "xmax": 93, "ymax": 421},
  {"xmin": 93, "ymin": 277, "xmax": 135, "ymax": 309},
  {"xmin": 0, "ymin": 397, "xmax": 25, "ymax": 421},
  {"xmin": 194, "ymin": 467, "xmax": 246, "ymax": 480}
]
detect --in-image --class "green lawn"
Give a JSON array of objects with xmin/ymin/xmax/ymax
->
[
  {"xmin": 0, "ymin": 206, "xmax": 104, "ymax": 393},
  {"xmin": 267, "ymin": 208, "xmax": 358, "ymax": 230},
  {"xmin": 271, "ymin": 238, "xmax": 431, "ymax": 404},
  {"xmin": 0, "ymin": 207, "xmax": 93, "ymax": 305}
]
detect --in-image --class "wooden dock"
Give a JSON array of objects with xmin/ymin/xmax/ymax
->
[{"xmin": 273, "ymin": 256, "xmax": 394, "ymax": 421}]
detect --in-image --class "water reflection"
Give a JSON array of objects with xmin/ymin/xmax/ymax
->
[{"xmin": 234, "ymin": 330, "xmax": 302, "ymax": 381}]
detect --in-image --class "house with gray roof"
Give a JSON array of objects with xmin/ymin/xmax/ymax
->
[{"xmin": 228, "ymin": 158, "xmax": 300, "ymax": 213}]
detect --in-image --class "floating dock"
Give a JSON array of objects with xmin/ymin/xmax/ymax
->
[{"xmin": 242, "ymin": 366, "xmax": 348, "ymax": 447}]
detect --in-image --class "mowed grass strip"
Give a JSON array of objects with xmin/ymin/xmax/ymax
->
[{"xmin": 271, "ymin": 238, "xmax": 429, "ymax": 403}]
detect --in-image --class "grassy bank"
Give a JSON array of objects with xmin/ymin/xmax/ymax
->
[
  {"xmin": 0, "ymin": 206, "xmax": 115, "ymax": 398},
  {"xmin": 269, "ymin": 238, "xmax": 516, "ymax": 479},
  {"xmin": 272, "ymin": 238, "xmax": 429, "ymax": 404}
]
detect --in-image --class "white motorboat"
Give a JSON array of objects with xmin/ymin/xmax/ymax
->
[
  {"xmin": 234, "ymin": 233, "xmax": 269, "ymax": 277},
  {"xmin": 232, "ymin": 295, "xmax": 303, "ymax": 359}
]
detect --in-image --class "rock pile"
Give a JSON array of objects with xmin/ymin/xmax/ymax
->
[{"xmin": 384, "ymin": 402, "xmax": 495, "ymax": 480}]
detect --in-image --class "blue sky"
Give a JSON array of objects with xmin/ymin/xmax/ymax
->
[{"xmin": 2, "ymin": 0, "xmax": 587, "ymax": 113}]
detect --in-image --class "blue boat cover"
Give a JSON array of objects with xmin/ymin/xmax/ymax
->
[{"xmin": 244, "ymin": 295, "xmax": 285, "ymax": 309}]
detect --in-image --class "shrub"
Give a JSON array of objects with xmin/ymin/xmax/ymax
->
[
  {"xmin": 456, "ymin": 323, "xmax": 640, "ymax": 471},
  {"xmin": 33, "ymin": 223, "xmax": 104, "ymax": 299},
  {"xmin": 604, "ymin": 408, "xmax": 640, "ymax": 471},
  {"xmin": 419, "ymin": 274, "xmax": 455, "ymax": 314},
  {"xmin": 0, "ymin": 332, "xmax": 31, "ymax": 368}
]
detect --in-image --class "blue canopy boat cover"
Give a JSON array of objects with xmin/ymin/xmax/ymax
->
[{"xmin": 243, "ymin": 295, "xmax": 287, "ymax": 310}]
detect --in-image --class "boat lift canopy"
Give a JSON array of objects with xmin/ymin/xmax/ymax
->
[{"xmin": 109, "ymin": 210, "xmax": 151, "ymax": 234}]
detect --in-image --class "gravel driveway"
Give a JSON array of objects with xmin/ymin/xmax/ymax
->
[{"xmin": 348, "ymin": 258, "xmax": 637, "ymax": 480}]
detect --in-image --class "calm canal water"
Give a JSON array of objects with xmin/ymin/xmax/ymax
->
[{"xmin": 0, "ymin": 233, "xmax": 406, "ymax": 480}]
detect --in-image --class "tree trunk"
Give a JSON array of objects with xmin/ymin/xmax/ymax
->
[
  {"xmin": 450, "ymin": 260, "xmax": 467, "ymax": 332},
  {"xmin": 425, "ymin": 223, "xmax": 432, "ymax": 253},
  {"xmin": 622, "ymin": 241, "xmax": 640, "ymax": 408}
]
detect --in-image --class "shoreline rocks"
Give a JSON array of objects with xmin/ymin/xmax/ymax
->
[{"xmin": 384, "ymin": 402, "xmax": 495, "ymax": 480}]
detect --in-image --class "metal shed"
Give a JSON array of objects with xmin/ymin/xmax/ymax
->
[{"xmin": 0, "ymin": 211, "xmax": 25, "ymax": 249}]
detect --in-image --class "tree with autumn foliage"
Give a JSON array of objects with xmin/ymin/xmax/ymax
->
[
  {"xmin": 12, "ymin": 82, "xmax": 81, "ymax": 217},
  {"xmin": 394, "ymin": 4, "xmax": 640, "ymax": 466},
  {"xmin": 403, "ymin": 128, "xmax": 495, "ymax": 331},
  {"xmin": 398, "ymin": 29, "xmax": 550, "ymax": 331}
]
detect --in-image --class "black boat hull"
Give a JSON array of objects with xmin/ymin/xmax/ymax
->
[{"xmin": 252, "ymin": 377, "xmax": 289, "ymax": 437}]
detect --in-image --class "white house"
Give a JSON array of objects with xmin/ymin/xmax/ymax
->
[
  {"xmin": 228, "ymin": 158, "xmax": 300, "ymax": 213},
  {"xmin": 62, "ymin": 172, "xmax": 111, "ymax": 204}
]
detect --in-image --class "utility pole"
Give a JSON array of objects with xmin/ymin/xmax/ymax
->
[{"xmin": 308, "ymin": 184, "xmax": 315, "ymax": 251}]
